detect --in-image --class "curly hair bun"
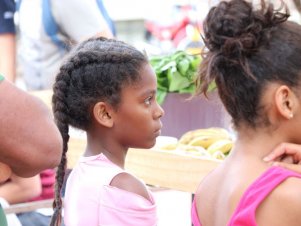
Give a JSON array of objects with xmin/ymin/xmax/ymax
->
[{"xmin": 203, "ymin": 0, "xmax": 289, "ymax": 57}]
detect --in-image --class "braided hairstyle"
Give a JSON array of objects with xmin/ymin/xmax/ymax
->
[
  {"xmin": 196, "ymin": 0, "xmax": 301, "ymax": 129},
  {"xmin": 50, "ymin": 37, "xmax": 148, "ymax": 226}
]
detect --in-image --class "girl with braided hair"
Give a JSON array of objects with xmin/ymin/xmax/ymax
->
[
  {"xmin": 192, "ymin": 0, "xmax": 301, "ymax": 226},
  {"xmin": 50, "ymin": 37, "xmax": 164, "ymax": 226}
]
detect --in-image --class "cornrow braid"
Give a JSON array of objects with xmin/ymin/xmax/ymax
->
[
  {"xmin": 50, "ymin": 62, "xmax": 72, "ymax": 226},
  {"xmin": 50, "ymin": 36, "xmax": 148, "ymax": 226}
]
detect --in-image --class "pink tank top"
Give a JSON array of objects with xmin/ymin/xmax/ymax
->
[
  {"xmin": 191, "ymin": 166, "xmax": 301, "ymax": 226},
  {"xmin": 64, "ymin": 153, "xmax": 157, "ymax": 226}
]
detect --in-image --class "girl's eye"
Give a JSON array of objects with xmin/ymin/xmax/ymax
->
[{"xmin": 144, "ymin": 96, "xmax": 153, "ymax": 105}]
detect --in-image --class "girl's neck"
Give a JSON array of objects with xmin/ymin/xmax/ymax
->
[
  {"xmin": 85, "ymin": 132, "xmax": 127, "ymax": 168},
  {"xmin": 230, "ymin": 127, "xmax": 286, "ymax": 160}
]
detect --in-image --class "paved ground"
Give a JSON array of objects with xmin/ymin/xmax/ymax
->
[{"xmin": 153, "ymin": 189, "xmax": 192, "ymax": 226}]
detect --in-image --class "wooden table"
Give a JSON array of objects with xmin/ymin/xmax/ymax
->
[
  {"xmin": 66, "ymin": 136, "xmax": 220, "ymax": 193},
  {"xmin": 30, "ymin": 90, "xmax": 221, "ymax": 193},
  {"xmin": 126, "ymin": 148, "xmax": 220, "ymax": 193}
]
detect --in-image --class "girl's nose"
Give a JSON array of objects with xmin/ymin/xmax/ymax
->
[{"xmin": 155, "ymin": 102, "xmax": 165, "ymax": 119}]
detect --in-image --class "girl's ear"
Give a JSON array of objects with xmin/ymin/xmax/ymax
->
[
  {"xmin": 93, "ymin": 102, "xmax": 114, "ymax": 128},
  {"xmin": 274, "ymin": 85, "xmax": 295, "ymax": 120}
]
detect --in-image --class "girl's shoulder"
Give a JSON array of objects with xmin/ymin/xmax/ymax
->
[
  {"xmin": 110, "ymin": 172, "xmax": 153, "ymax": 203},
  {"xmin": 256, "ymin": 168, "xmax": 301, "ymax": 226},
  {"xmin": 100, "ymin": 173, "xmax": 157, "ymax": 225}
]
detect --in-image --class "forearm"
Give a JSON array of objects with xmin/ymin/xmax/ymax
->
[
  {"xmin": 0, "ymin": 34, "xmax": 16, "ymax": 82},
  {"xmin": 0, "ymin": 80, "xmax": 63, "ymax": 177}
]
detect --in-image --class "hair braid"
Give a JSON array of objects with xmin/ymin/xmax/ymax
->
[{"xmin": 50, "ymin": 63, "xmax": 73, "ymax": 226}]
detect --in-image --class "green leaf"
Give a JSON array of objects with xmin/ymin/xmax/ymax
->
[
  {"xmin": 166, "ymin": 66, "xmax": 176, "ymax": 85},
  {"xmin": 177, "ymin": 58, "xmax": 190, "ymax": 76},
  {"xmin": 189, "ymin": 55, "xmax": 202, "ymax": 71},
  {"xmin": 156, "ymin": 89, "xmax": 167, "ymax": 105},
  {"xmin": 169, "ymin": 71, "xmax": 191, "ymax": 92},
  {"xmin": 157, "ymin": 74, "xmax": 169, "ymax": 91},
  {"xmin": 149, "ymin": 51, "xmax": 208, "ymax": 105},
  {"xmin": 160, "ymin": 61, "xmax": 177, "ymax": 72},
  {"xmin": 170, "ymin": 51, "xmax": 186, "ymax": 61},
  {"xmin": 208, "ymin": 82, "xmax": 217, "ymax": 92},
  {"xmin": 179, "ymin": 84, "xmax": 195, "ymax": 93},
  {"xmin": 184, "ymin": 70, "xmax": 196, "ymax": 81}
]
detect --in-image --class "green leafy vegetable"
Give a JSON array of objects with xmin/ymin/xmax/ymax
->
[{"xmin": 150, "ymin": 50, "xmax": 215, "ymax": 105}]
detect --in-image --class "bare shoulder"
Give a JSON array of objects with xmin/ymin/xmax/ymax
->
[
  {"xmin": 194, "ymin": 169, "xmax": 221, "ymax": 225},
  {"xmin": 256, "ymin": 176, "xmax": 301, "ymax": 226},
  {"xmin": 110, "ymin": 172, "xmax": 151, "ymax": 202}
]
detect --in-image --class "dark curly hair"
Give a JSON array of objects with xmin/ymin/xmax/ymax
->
[
  {"xmin": 196, "ymin": 0, "xmax": 301, "ymax": 129},
  {"xmin": 50, "ymin": 37, "xmax": 148, "ymax": 226}
]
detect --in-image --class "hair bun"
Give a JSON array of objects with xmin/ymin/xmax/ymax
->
[{"xmin": 203, "ymin": 0, "xmax": 289, "ymax": 57}]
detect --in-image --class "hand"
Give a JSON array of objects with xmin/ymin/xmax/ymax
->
[{"xmin": 264, "ymin": 143, "xmax": 301, "ymax": 173}]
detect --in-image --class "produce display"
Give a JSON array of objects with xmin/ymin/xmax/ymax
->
[
  {"xmin": 159, "ymin": 127, "xmax": 234, "ymax": 160},
  {"xmin": 150, "ymin": 50, "xmax": 216, "ymax": 105}
]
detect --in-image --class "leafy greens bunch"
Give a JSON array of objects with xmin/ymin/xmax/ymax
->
[{"xmin": 150, "ymin": 51, "xmax": 215, "ymax": 105}]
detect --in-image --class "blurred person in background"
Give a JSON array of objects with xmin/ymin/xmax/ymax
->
[
  {"xmin": 18, "ymin": 0, "xmax": 115, "ymax": 90},
  {"xmin": 0, "ymin": 174, "xmax": 41, "ymax": 226},
  {"xmin": 0, "ymin": 0, "xmax": 16, "ymax": 82},
  {"xmin": 0, "ymin": 169, "xmax": 56, "ymax": 226}
]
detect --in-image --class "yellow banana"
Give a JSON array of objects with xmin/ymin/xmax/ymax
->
[
  {"xmin": 180, "ymin": 145, "xmax": 211, "ymax": 157},
  {"xmin": 187, "ymin": 135, "xmax": 223, "ymax": 149},
  {"xmin": 207, "ymin": 139, "xmax": 233, "ymax": 155},
  {"xmin": 194, "ymin": 127, "xmax": 230, "ymax": 139},
  {"xmin": 179, "ymin": 127, "xmax": 231, "ymax": 145},
  {"xmin": 178, "ymin": 129, "xmax": 210, "ymax": 144},
  {"xmin": 160, "ymin": 143, "xmax": 178, "ymax": 151},
  {"xmin": 178, "ymin": 130, "xmax": 195, "ymax": 145},
  {"xmin": 211, "ymin": 151, "xmax": 226, "ymax": 160}
]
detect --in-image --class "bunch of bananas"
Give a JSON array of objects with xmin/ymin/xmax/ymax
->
[
  {"xmin": 180, "ymin": 127, "xmax": 233, "ymax": 160},
  {"xmin": 160, "ymin": 127, "xmax": 234, "ymax": 160}
]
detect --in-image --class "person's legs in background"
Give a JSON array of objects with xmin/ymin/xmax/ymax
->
[{"xmin": 17, "ymin": 212, "xmax": 54, "ymax": 226}]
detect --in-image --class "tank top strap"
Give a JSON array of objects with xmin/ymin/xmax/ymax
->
[
  {"xmin": 242, "ymin": 166, "xmax": 301, "ymax": 206},
  {"xmin": 97, "ymin": 154, "xmax": 126, "ymax": 185},
  {"xmin": 229, "ymin": 166, "xmax": 301, "ymax": 226},
  {"xmin": 105, "ymin": 167, "xmax": 126, "ymax": 185}
]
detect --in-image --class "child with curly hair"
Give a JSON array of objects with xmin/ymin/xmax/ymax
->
[
  {"xmin": 192, "ymin": 0, "xmax": 301, "ymax": 225},
  {"xmin": 50, "ymin": 37, "xmax": 164, "ymax": 226}
]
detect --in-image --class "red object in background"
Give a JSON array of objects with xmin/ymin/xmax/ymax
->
[
  {"xmin": 144, "ymin": 4, "xmax": 202, "ymax": 48},
  {"xmin": 29, "ymin": 169, "xmax": 55, "ymax": 201}
]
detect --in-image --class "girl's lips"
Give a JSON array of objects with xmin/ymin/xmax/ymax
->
[
  {"xmin": 154, "ymin": 122, "xmax": 163, "ymax": 137},
  {"xmin": 154, "ymin": 129, "xmax": 161, "ymax": 137}
]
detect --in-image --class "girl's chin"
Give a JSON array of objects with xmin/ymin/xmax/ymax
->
[{"xmin": 134, "ymin": 140, "xmax": 157, "ymax": 150}]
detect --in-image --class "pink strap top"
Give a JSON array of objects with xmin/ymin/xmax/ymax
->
[
  {"xmin": 64, "ymin": 153, "xmax": 157, "ymax": 226},
  {"xmin": 191, "ymin": 199, "xmax": 201, "ymax": 226},
  {"xmin": 191, "ymin": 166, "xmax": 301, "ymax": 226}
]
